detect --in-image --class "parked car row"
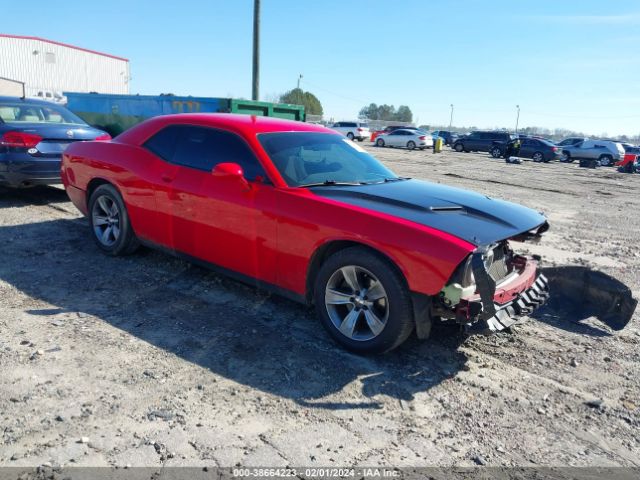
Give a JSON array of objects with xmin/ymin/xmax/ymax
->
[
  {"xmin": 448, "ymin": 129, "xmax": 637, "ymax": 171},
  {"xmin": 329, "ymin": 122, "xmax": 635, "ymax": 171}
]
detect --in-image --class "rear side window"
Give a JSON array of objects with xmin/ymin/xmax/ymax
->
[
  {"xmin": 144, "ymin": 125, "xmax": 266, "ymax": 180},
  {"xmin": 0, "ymin": 102, "xmax": 86, "ymax": 125},
  {"xmin": 144, "ymin": 126, "xmax": 180, "ymax": 161}
]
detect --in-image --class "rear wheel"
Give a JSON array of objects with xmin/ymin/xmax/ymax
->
[
  {"xmin": 599, "ymin": 154, "xmax": 613, "ymax": 166},
  {"xmin": 376, "ymin": 138, "xmax": 385, "ymax": 147},
  {"xmin": 454, "ymin": 143, "xmax": 464, "ymax": 152},
  {"xmin": 407, "ymin": 141, "xmax": 416, "ymax": 150},
  {"xmin": 314, "ymin": 247, "xmax": 414, "ymax": 354},
  {"xmin": 532, "ymin": 151, "xmax": 544, "ymax": 162},
  {"xmin": 88, "ymin": 184, "xmax": 139, "ymax": 256},
  {"xmin": 346, "ymin": 132, "xmax": 355, "ymax": 141}
]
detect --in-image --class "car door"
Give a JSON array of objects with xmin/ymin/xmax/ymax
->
[
  {"xmin": 466, "ymin": 132, "xmax": 481, "ymax": 150},
  {"xmin": 580, "ymin": 141, "xmax": 598, "ymax": 159},
  {"xmin": 150, "ymin": 125, "xmax": 278, "ymax": 283},
  {"xmin": 519, "ymin": 139, "xmax": 535, "ymax": 158},
  {"xmin": 387, "ymin": 130, "xmax": 403, "ymax": 147}
]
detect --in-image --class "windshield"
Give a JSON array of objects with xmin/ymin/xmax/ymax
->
[
  {"xmin": 258, "ymin": 132, "xmax": 398, "ymax": 187},
  {"xmin": 0, "ymin": 102, "xmax": 87, "ymax": 125}
]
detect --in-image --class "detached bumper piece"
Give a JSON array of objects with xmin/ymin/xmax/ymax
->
[{"xmin": 466, "ymin": 274, "xmax": 549, "ymax": 334}]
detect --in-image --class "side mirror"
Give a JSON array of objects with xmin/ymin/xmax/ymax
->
[{"xmin": 212, "ymin": 162, "xmax": 251, "ymax": 190}]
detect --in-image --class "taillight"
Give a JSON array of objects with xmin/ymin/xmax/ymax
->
[
  {"xmin": 94, "ymin": 133, "xmax": 112, "ymax": 141},
  {"xmin": 357, "ymin": 128, "xmax": 363, "ymax": 132},
  {"xmin": 552, "ymin": 147, "xmax": 558, "ymax": 152},
  {"xmin": 419, "ymin": 136, "xmax": 426, "ymax": 140},
  {"xmin": 1, "ymin": 131, "xmax": 43, "ymax": 148}
]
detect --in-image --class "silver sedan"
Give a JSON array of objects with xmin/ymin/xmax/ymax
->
[{"xmin": 374, "ymin": 129, "xmax": 433, "ymax": 150}]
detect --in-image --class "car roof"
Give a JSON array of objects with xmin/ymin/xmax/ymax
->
[
  {"xmin": 0, "ymin": 95, "xmax": 64, "ymax": 107},
  {"xmin": 116, "ymin": 113, "xmax": 334, "ymax": 145}
]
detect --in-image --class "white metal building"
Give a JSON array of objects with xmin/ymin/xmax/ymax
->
[{"xmin": 0, "ymin": 34, "xmax": 129, "ymax": 101}]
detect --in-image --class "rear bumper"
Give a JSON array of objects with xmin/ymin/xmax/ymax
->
[{"xmin": 0, "ymin": 153, "xmax": 61, "ymax": 187}]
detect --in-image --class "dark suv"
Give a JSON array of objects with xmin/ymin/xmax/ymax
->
[{"xmin": 453, "ymin": 131, "xmax": 515, "ymax": 153}]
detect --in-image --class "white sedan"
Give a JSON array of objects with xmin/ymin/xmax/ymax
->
[{"xmin": 374, "ymin": 129, "xmax": 433, "ymax": 150}]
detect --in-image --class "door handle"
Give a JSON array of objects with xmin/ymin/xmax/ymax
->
[{"xmin": 161, "ymin": 173, "xmax": 173, "ymax": 183}]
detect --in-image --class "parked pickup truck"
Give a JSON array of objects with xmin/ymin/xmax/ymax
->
[{"xmin": 560, "ymin": 139, "xmax": 625, "ymax": 166}]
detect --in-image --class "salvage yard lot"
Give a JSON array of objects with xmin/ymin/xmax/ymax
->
[{"xmin": 1, "ymin": 147, "xmax": 639, "ymax": 468}]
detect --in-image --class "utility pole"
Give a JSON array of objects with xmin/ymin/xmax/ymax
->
[
  {"xmin": 252, "ymin": 0, "xmax": 260, "ymax": 101},
  {"xmin": 297, "ymin": 74, "xmax": 303, "ymax": 90},
  {"xmin": 449, "ymin": 104, "xmax": 454, "ymax": 129},
  {"xmin": 515, "ymin": 105, "xmax": 520, "ymax": 134}
]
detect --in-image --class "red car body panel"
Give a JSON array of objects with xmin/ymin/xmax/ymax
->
[
  {"xmin": 615, "ymin": 152, "xmax": 637, "ymax": 169},
  {"xmin": 62, "ymin": 114, "xmax": 477, "ymax": 300}
]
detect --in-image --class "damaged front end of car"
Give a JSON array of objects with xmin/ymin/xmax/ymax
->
[{"xmin": 434, "ymin": 222, "xmax": 551, "ymax": 334}]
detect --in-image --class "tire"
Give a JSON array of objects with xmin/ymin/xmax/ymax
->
[
  {"xmin": 454, "ymin": 143, "xmax": 464, "ymax": 153},
  {"xmin": 314, "ymin": 247, "xmax": 415, "ymax": 354},
  {"xmin": 376, "ymin": 138, "xmax": 385, "ymax": 147},
  {"xmin": 561, "ymin": 152, "xmax": 573, "ymax": 163},
  {"xmin": 357, "ymin": 138, "xmax": 364, "ymax": 142},
  {"xmin": 598, "ymin": 154, "xmax": 613, "ymax": 167},
  {"xmin": 532, "ymin": 152, "xmax": 544, "ymax": 163},
  {"xmin": 490, "ymin": 147, "xmax": 502, "ymax": 158},
  {"xmin": 406, "ymin": 141, "xmax": 416, "ymax": 150},
  {"xmin": 346, "ymin": 132, "xmax": 355, "ymax": 141},
  {"xmin": 88, "ymin": 184, "xmax": 140, "ymax": 256}
]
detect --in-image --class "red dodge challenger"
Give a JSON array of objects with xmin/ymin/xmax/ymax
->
[{"xmin": 61, "ymin": 114, "xmax": 549, "ymax": 353}]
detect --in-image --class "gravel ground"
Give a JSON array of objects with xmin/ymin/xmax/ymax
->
[{"xmin": 0, "ymin": 146, "xmax": 638, "ymax": 470}]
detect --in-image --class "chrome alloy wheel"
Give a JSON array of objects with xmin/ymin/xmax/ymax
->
[
  {"xmin": 324, "ymin": 265, "xmax": 389, "ymax": 341},
  {"xmin": 92, "ymin": 195, "xmax": 121, "ymax": 247}
]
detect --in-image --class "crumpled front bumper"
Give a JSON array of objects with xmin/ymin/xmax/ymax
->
[
  {"xmin": 456, "ymin": 250, "xmax": 550, "ymax": 334},
  {"xmin": 465, "ymin": 274, "xmax": 549, "ymax": 334}
]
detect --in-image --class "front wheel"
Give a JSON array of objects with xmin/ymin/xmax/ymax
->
[
  {"xmin": 314, "ymin": 247, "xmax": 415, "ymax": 354},
  {"xmin": 88, "ymin": 184, "xmax": 140, "ymax": 256},
  {"xmin": 490, "ymin": 147, "xmax": 502, "ymax": 158},
  {"xmin": 376, "ymin": 138, "xmax": 385, "ymax": 147},
  {"xmin": 561, "ymin": 152, "xmax": 573, "ymax": 163}
]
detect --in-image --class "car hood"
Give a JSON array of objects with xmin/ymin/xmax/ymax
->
[{"xmin": 310, "ymin": 179, "xmax": 547, "ymax": 246}]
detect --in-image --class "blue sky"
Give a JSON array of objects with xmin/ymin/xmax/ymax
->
[{"xmin": 4, "ymin": 0, "xmax": 640, "ymax": 135}]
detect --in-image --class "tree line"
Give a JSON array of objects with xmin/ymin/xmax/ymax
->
[{"xmin": 359, "ymin": 103, "xmax": 413, "ymax": 122}]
